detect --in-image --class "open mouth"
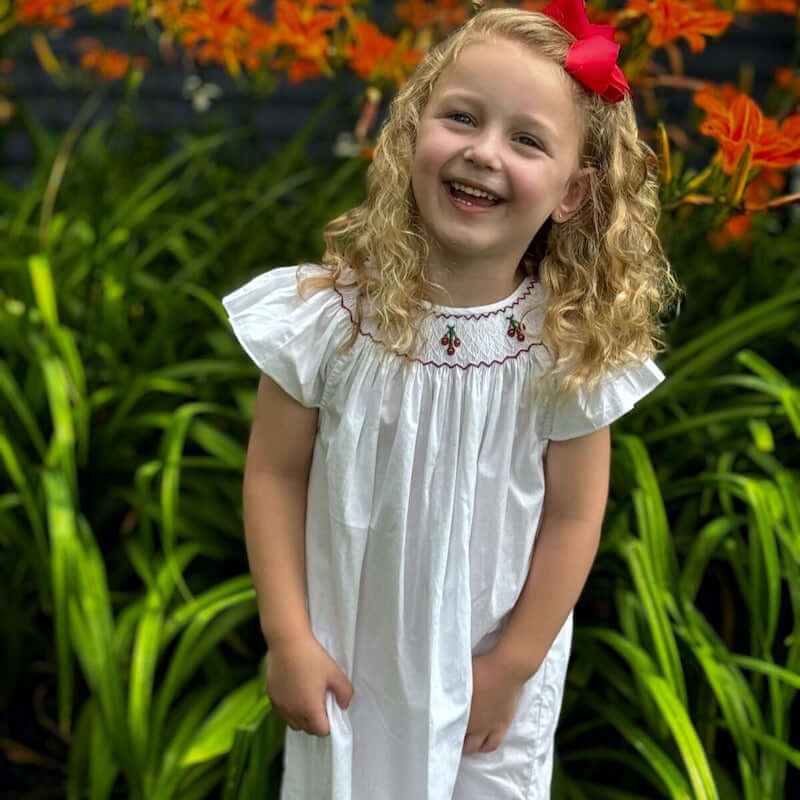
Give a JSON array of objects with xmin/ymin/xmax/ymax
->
[{"xmin": 447, "ymin": 181, "xmax": 503, "ymax": 208}]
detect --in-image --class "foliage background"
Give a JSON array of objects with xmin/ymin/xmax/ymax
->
[{"xmin": 1, "ymin": 1, "xmax": 799, "ymax": 798}]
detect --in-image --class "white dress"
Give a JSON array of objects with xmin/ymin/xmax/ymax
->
[{"xmin": 222, "ymin": 264, "xmax": 665, "ymax": 800}]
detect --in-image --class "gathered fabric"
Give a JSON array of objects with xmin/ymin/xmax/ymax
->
[{"xmin": 222, "ymin": 264, "xmax": 664, "ymax": 799}]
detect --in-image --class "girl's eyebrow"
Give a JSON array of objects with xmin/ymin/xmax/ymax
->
[{"xmin": 435, "ymin": 89, "xmax": 558, "ymax": 140}]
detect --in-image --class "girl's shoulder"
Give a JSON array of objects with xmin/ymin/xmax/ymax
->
[
  {"xmin": 223, "ymin": 262, "xmax": 358, "ymax": 322},
  {"xmin": 220, "ymin": 264, "xmax": 356, "ymax": 407}
]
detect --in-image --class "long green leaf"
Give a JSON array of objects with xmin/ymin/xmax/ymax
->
[
  {"xmin": 181, "ymin": 677, "xmax": 270, "ymax": 766},
  {"xmin": 42, "ymin": 469, "xmax": 77, "ymax": 730},
  {"xmin": 0, "ymin": 422, "xmax": 46, "ymax": 568},
  {"xmin": 41, "ymin": 356, "xmax": 77, "ymax": 498},
  {"xmin": 619, "ymin": 435, "xmax": 676, "ymax": 588},
  {"xmin": 151, "ymin": 684, "xmax": 228, "ymax": 800},
  {"xmin": 623, "ymin": 540, "xmax": 687, "ymax": 704},
  {"xmin": 159, "ymin": 402, "xmax": 221, "ymax": 555},
  {"xmin": 128, "ymin": 595, "xmax": 165, "ymax": 774},
  {"xmin": 128, "ymin": 542, "xmax": 204, "ymax": 776},
  {"xmin": 28, "ymin": 252, "xmax": 59, "ymax": 326},
  {"xmin": 104, "ymin": 131, "xmax": 237, "ymax": 232},
  {"xmin": 0, "ymin": 361, "xmax": 47, "ymax": 456},
  {"xmin": 662, "ymin": 290, "xmax": 800, "ymax": 381},
  {"xmin": 581, "ymin": 693, "xmax": 693, "ymax": 799},
  {"xmin": 679, "ymin": 518, "xmax": 734, "ymax": 601},
  {"xmin": 641, "ymin": 674, "xmax": 718, "ymax": 800},
  {"xmin": 151, "ymin": 589, "xmax": 257, "ymax": 744},
  {"xmin": 88, "ymin": 702, "xmax": 119, "ymax": 800}
]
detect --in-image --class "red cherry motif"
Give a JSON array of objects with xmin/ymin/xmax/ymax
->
[
  {"xmin": 507, "ymin": 315, "xmax": 526, "ymax": 342},
  {"xmin": 441, "ymin": 324, "xmax": 461, "ymax": 356}
]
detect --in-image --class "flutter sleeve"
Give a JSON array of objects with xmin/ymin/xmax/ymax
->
[
  {"xmin": 221, "ymin": 264, "xmax": 348, "ymax": 408},
  {"xmin": 547, "ymin": 358, "xmax": 665, "ymax": 441}
]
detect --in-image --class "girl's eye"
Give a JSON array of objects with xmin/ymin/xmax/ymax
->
[
  {"xmin": 516, "ymin": 134, "xmax": 542, "ymax": 149},
  {"xmin": 448, "ymin": 112, "xmax": 474, "ymax": 125}
]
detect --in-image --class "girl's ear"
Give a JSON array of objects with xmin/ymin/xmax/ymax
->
[{"xmin": 552, "ymin": 167, "xmax": 595, "ymax": 223}]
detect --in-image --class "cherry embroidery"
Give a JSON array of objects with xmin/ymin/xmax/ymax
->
[
  {"xmin": 440, "ymin": 324, "xmax": 461, "ymax": 356},
  {"xmin": 507, "ymin": 315, "xmax": 526, "ymax": 342}
]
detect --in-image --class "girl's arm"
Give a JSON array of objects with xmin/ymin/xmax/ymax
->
[
  {"xmin": 492, "ymin": 427, "xmax": 611, "ymax": 681},
  {"xmin": 245, "ymin": 374, "xmax": 355, "ymax": 735},
  {"xmin": 243, "ymin": 373, "xmax": 318, "ymax": 647}
]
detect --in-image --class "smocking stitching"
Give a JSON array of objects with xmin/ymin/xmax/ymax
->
[
  {"xmin": 430, "ymin": 278, "xmax": 538, "ymax": 320},
  {"xmin": 333, "ymin": 287, "xmax": 545, "ymax": 371}
]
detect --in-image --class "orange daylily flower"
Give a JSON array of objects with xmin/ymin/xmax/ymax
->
[
  {"xmin": 736, "ymin": 0, "xmax": 797, "ymax": 12},
  {"xmin": 178, "ymin": 0, "xmax": 251, "ymax": 55},
  {"xmin": 176, "ymin": 0, "xmax": 276, "ymax": 73},
  {"xmin": 16, "ymin": 0, "xmax": 76, "ymax": 29},
  {"xmin": 287, "ymin": 58, "xmax": 324, "ymax": 83},
  {"xmin": 344, "ymin": 20, "xmax": 422, "ymax": 85},
  {"xmin": 273, "ymin": 0, "xmax": 343, "ymax": 63},
  {"xmin": 694, "ymin": 84, "xmax": 800, "ymax": 173},
  {"xmin": 626, "ymin": 0, "xmax": 732, "ymax": 52},
  {"xmin": 709, "ymin": 161, "xmax": 788, "ymax": 250},
  {"xmin": 86, "ymin": 0, "xmax": 130, "ymax": 12},
  {"xmin": 709, "ymin": 213, "xmax": 752, "ymax": 248},
  {"xmin": 345, "ymin": 20, "xmax": 393, "ymax": 78},
  {"xmin": 77, "ymin": 38, "xmax": 149, "ymax": 80},
  {"xmin": 708, "ymin": 165, "xmax": 792, "ymax": 249},
  {"xmin": 394, "ymin": 0, "xmax": 467, "ymax": 32},
  {"xmin": 300, "ymin": 0, "xmax": 352, "ymax": 7},
  {"xmin": 244, "ymin": 21, "xmax": 279, "ymax": 66},
  {"xmin": 744, "ymin": 167, "xmax": 786, "ymax": 207},
  {"xmin": 775, "ymin": 68, "xmax": 800, "ymax": 96}
]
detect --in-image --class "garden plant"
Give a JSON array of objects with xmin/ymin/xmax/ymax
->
[{"xmin": 0, "ymin": 0, "xmax": 799, "ymax": 798}]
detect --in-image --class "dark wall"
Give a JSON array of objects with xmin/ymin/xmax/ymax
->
[{"xmin": 1, "ymin": 3, "xmax": 796, "ymax": 188}]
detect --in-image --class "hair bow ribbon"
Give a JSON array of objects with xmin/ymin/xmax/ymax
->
[{"xmin": 542, "ymin": 0, "xmax": 630, "ymax": 103}]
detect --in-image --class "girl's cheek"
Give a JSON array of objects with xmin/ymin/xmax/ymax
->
[{"xmin": 417, "ymin": 134, "xmax": 456, "ymax": 171}]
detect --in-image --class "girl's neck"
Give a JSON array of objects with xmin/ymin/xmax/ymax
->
[{"xmin": 424, "ymin": 263, "xmax": 527, "ymax": 309}]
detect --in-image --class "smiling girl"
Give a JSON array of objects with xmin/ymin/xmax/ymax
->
[{"xmin": 221, "ymin": 2, "xmax": 679, "ymax": 798}]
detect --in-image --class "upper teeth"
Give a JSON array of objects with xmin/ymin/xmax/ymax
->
[{"xmin": 451, "ymin": 181, "xmax": 498, "ymax": 201}]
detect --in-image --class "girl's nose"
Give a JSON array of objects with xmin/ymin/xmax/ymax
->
[{"xmin": 463, "ymin": 131, "xmax": 502, "ymax": 171}]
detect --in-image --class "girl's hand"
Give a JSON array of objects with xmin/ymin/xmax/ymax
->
[
  {"xmin": 462, "ymin": 651, "xmax": 526, "ymax": 754},
  {"xmin": 265, "ymin": 633, "xmax": 354, "ymax": 737}
]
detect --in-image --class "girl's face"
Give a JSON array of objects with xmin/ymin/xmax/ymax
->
[{"xmin": 411, "ymin": 38, "xmax": 588, "ymax": 277}]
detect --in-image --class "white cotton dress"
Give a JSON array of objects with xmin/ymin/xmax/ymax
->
[{"xmin": 221, "ymin": 264, "xmax": 665, "ymax": 800}]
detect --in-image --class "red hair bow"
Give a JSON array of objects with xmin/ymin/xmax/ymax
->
[{"xmin": 542, "ymin": 0, "xmax": 630, "ymax": 103}]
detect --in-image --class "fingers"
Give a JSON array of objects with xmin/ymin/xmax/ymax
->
[
  {"xmin": 297, "ymin": 710, "xmax": 331, "ymax": 737},
  {"xmin": 480, "ymin": 731, "xmax": 504, "ymax": 752},
  {"xmin": 263, "ymin": 642, "xmax": 355, "ymax": 738},
  {"xmin": 330, "ymin": 669, "xmax": 355, "ymax": 710},
  {"xmin": 274, "ymin": 672, "xmax": 354, "ymax": 737},
  {"xmin": 462, "ymin": 730, "xmax": 504, "ymax": 754},
  {"xmin": 462, "ymin": 732, "xmax": 485, "ymax": 754},
  {"xmin": 281, "ymin": 706, "xmax": 331, "ymax": 736}
]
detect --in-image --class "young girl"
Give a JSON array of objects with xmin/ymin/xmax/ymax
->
[{"xmin": 222, "ymin": 1, "xmax": 678, "ymax": 798}]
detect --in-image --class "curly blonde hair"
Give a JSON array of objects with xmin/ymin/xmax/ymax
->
[{"xmin": 300, "ymin": 6, "xmax": 680, "ymax": 390}]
